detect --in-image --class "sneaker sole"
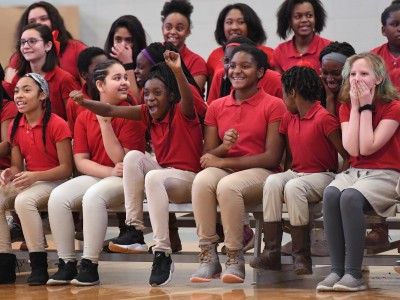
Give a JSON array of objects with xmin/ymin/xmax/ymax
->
[
  {"xmin": 394, "ymin": 265, "xmax": 400, "ymax": 273},
  {"xmin": 333, "ymin": 283, "xmax": 366, "ymax": 292},
  {"xmin": 70, "ymin": 279, "xmax": 99, "ymax": 286},
  {"xmin": 149, "ymin": 261, "xmax": 174, "ymax": 287},
  {"xmin": 364, "ymin": 242, "xmax": 391, "ymax": 251},
  {"xmin": 316, "ymin": 285, "xmax": 334, "ymax": 292},
  {"xmin": 47, "ymin": 279, "xmax": 71, "ymax": 286},
  {"xmin": 190, "ymin": 273, "xmax": 220, "ymax": 283},
  {"xmin": 108, "ymin": 242, "xmax": 148, "ymax": 254},
  {"xmin": 221, "ymin": 273, "xmax": 244, "ymax": 284}
]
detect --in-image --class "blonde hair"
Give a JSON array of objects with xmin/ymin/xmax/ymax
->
[{"xmin": 339, "ymin": 52, "xmax": 399, "ymax": 103}]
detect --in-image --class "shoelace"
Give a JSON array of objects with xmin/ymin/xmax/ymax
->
[
  {"xmin": 225, "ymin": 250, "xmax": 240, "ymax": 266},
  {"xmin": 198, "ymin": 247, "xmax": 211, "ymax": 263}
]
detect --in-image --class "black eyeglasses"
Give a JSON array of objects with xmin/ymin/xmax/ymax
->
[
  {"xmin": 219, "ymin": 56, "xmax": 230, "ymax": 65},
  {"xmin": 19, "ymin": 38, "xmax": 44, "ymax": 47}
]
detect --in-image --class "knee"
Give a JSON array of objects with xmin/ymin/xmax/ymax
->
[
  {"xmin": 216, "ymin": 176, "xmax": 238, "ymax": 202},
  {"xmin": 48, "ymin": 187, "xmax": 67, "ymax": 211},
  {"xmin": 322, "ymin": 186, "xmax": 341, "ymax": 212},
  {"xmin": 284, "ymin": 179, "xmax": 305, "ymax": 200},
  {"xmin": 340, "ymin": 188, "xmax": 364, "ymax": 212},
  {"xmin": 263, "ymin": 174, "xmax": 283, "ymax": 193},
  {"xmin": 123, "ymin": 150, "xmax": 144, "ymax": 165},
  {"xmin": 145, "ymin": 170, "xmax": 163, "ymax": 190},
  {"xmin": 14, "ymin": 195, "xmax": 35, "ymax": 213}
]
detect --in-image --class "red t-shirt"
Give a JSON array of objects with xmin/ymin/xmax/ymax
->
[
  {"xmin": 206, "ymin": 45, "xmax": 274, "ymax": 82},
  {"xmin": 8, "ymin": 113, "xmax": 71, "ymax": 171},
  {"xmin": 9, "ymin": 66, "xmax": 78, "ymax": 121},
  {"xmin": 73, "ymin": 101, "xmax": 145, "ymax": 167},
  {"xmin": 9, "ymin": 39, "xmax": 87, "ymax": 87},
  {"xmin": 340, "ymin": 100, "xmax": 400, "ymax": 171},
  {"xmin": 207, "ymin": 68, "xmax": 283, "ymax": 105},
  {"xmin": 271, "ymin": 34, "xmax": 331, "ymax": 75},
  {"xmin": 280, "ymin": 102, "xmax": 340, "ymax": 173},
  {"xmin": 370, "ymin": 44, "xmax": 400, "ymax": 92},
  {"xmin": 180, "ymin": 44, "xmax": 207, "ymax": 78},
  {"xmin": 140, "ymin": 103, "xmax": 203, "ymax": 173},
  {"xmin": 205, "ymin": 88, "xmax": 286, "ymax": 172},
  {"xmin": 0, "ymin": 100, "xmax": 18, "ymax": 169}
]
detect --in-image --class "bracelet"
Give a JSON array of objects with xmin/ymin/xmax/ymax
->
[
  {"xmin": 358, "ymin": 104, "xmax": 375, "ymax": 113},
  {"xmin": 123, "ymin": 63, "xmax": 135, "ymax": 70}
]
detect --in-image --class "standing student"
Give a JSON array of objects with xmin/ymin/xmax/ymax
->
[
  {"xmin": 207, "ymin": 36, "xmax": 282, "ymax": 105},
  {"xmin": 250, "ymin": 66, "xmax": 348, "ymax": 275},
  {"xmin": 5, "ymin": 1, "xmax": 86, "ymax": 86},
  {"xmin": 104, "ymin": 15, "xmax": 147, "ymax": 101},
  {"xmin": 190, "ymin": 45, "xmax": 286, "ymax": 284},
  {"xmin": 272, "ymin": 0, "xmax": 331, "ymax": 74},
  {"xmin": 0, "ymin": 73, "xmax": 72, "ymax": 285},
  {"xmin": 70, "ymin": 51, "xmax": 203, "ymax": 287},
  {"xmin": 206, "ymin": 3, "xmax": 274, "ymax": 84},
  {"xmin": 3, "ymin": 23, "xmax": 78, "ymax": 121},
  {"xmin": 371, "ymin": 1, "xmax": 400, "ymax": 91},
  {"xmin": 317, "ymin": 53, "xmax": 400, "ymax": 292},
  {"xmin": 161, "ymin": 0, "xmax": 208, "ymax": 93},
  {"xmin": 47, "ymin": 60, "xmax": 146, "ymax": 286}
]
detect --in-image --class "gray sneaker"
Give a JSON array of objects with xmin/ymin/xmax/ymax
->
[
  {"xmin": 221, "ymin": 248, "xmax": 245, "ymax": 283},
  {"xmin": 190, "ymin": 244, "xmax": 222, "ymax": 283},
  {"xmin": 316, "ymin": 272, "xmax": 342, "ymax": 291},
  {"xmin": 333, "ymin": 274, "xmax": 366, "ymax": 292}
]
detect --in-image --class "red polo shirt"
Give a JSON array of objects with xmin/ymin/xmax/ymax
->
[
  {"xmin": 340, "ymin": 100, "xmax": 400, "ymax": 171},
  {"xmin": 0, "ymin": 100, "xmax": 18, "ymax": 169},
  {"xmin": 206, "ymin": 45, "xmax": 274, "ymax": 81},
  {"xmin": 141, "ymin": 103, "xmax": 203, "ymax": 173},
  {"xmin": 207, "ymin": 68, "xmax": 283, "ymax": 104},
  {"xmin": 8, "ymin": 113, "xmax": 71, "ymax": 171},
  {"xmin": 280, "ymin": 102, "xmax": 340, "ymax": 173},
  {"xmin": 271, "ymin": 34, "xmax": 331, "ymax": 75},
  {"xmin": 73, "ymin": 101, "xmax": 145, "ymax": 167},
  {"xmin": 205, "ymin": 89, "xmax": 286, "ymax": 172},
  {"xmin": 371, "ymin": 43, "xmax": 400, "ymax": 91},
  {"xmin": 180, "ymin": 44, "xmax": 207, "ymax": 78}
]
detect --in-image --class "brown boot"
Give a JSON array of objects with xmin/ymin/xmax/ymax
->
[
  {"xmin": 291, "ymin": 225, "xmax": 312, "ymax": 275},
  {"xmin": 249, "ymin": 221, "xmax": 282, "ymax": 270},
  {"xmin": 169, "ymin": 213, "xmax": 182, "ymax": 253},
  {"xmin": 365, "ymin": 223, "xmax": 390, "ymax": 250}
]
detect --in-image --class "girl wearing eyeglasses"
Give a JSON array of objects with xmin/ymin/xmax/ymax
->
[{"xmin": 3, "ymin": 23, "xmax": 78, "ymax": 121}]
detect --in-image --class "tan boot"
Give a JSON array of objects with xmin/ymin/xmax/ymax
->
[
  {"xmin": 291, "ymin": 225, "xmax": 312, "ymax": 275},
  {"xmin": 249, "ymin": 221, "xmax": 282, "ymax": 270}
]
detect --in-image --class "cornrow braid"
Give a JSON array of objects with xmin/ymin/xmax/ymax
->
[{"xmin": 281, "ymin": 66, "xmax": 322, "ymax": 102}]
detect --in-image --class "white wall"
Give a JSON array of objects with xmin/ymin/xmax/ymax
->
[{"xmin": 2, "ymin": 0, "xmax": 392, "ymax": 60}]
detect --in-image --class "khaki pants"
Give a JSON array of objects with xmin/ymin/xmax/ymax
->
[
  {"xmin": 192, "ymin": 167, "xmax": 272, "ymax": 250},
  {"xmin": 123, "ymin": 150, "xmax": 195, "ymax": 253},
  {"xmin": 263, "ymin": 170, "xmax": 335, "ymax": 225}
]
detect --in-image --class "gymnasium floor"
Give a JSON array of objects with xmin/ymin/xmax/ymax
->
[{"xmin": 4, "ymin": 228, "xmax": 400, "ymax": 299}]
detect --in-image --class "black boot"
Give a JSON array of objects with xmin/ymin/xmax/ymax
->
[
  {"xmin": 0, "ymin": 253, "xmax": 17, "ymax": 284},
  {"xmin": 28, "ymin": 252, "xmax": 48, "ymax": 285},
  {"xmin": 169, "ymin": 213, "xmax": 182, "ymax": 253},
  {"xmin": 249, "ymin": 221, "xmax": 282, "ymax": 270},
  {"xmin": 291, "ymin": 225, "xmax": 312, "ymax": 275}
]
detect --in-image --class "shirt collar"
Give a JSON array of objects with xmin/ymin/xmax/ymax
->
[{"xmin": 225, "ymin": 88, "xmax": 265, "ymax": 107}]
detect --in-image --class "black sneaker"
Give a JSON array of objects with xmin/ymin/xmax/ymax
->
[
  {"xmin": 149, "ymin": 251, "xmax": 174, "ymax": 287},
  {"xmin": 70, "ymin": 259, "xmax": 99, "ymax": 286},
  {"xmin": 9, "ymin": 222, "xmax": 24, "ymax": 243},
  {"xmin": 108, "ymin": 225, "xmax": 148, "ymax": 253},
  {"xmin": 47, "ymin": 259, "xmax": 78, "ymax": 285}
]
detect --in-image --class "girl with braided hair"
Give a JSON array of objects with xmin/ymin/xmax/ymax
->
[
  {"xmin": 250, "ymin": 66, "xmax": 348, "ymax": 276},
  {"xmin": 0, "ymin": 73, "xmax": 72, "ymax": 285},
  {"xmin": 71, "ymin": 50, "xmax": 203, "ymax": 286}
]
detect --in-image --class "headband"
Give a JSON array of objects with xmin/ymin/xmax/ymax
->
[
  {"xmin": 321, "ymin": 52, "xmax": 348, "ymax": 64},
  {"xmin": 141, "ymin": 49, "xmax": 156, "ymax": 65},
  {"xmin": 23, "ymin": 73, "xmax": 50, "ymax": 97},
  {"xmin": 226, "ymin": 42, "xmax": 241, "ymax": 48}
]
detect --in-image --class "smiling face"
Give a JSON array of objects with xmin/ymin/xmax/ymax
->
[
  {"xmin": 14, "ymin": 77, "xmax": 45, "ymax": 115},
  {"xmin": 143, "ymin": 78, "xmax": 170, "ymax": 121},
  {"xmin": 321, "ymin": 59, "xmax": 344, "ymax": 94},
  {"xmin": 228, "ymin": 51, "xmax": 262, "ymax": 91},
  {"xmin": 20, "ymin": 28, "xmax": 52, "ymax": 64},
  {"xmin": 27, "ymin": 7, "xmax": 52, "ymax": 29},
  {"xmin": 134, "ymin": 52, "xmax": 153, "ymax": 88},
  {"xmin": 289, "ymin": 2, "xmax": 315, "ymax": 38},
  {"xmin": 162, "ymin": 12, "xmax": 190, "ymax": 51},
  {"xmin": 382, "ymin": 10, "xmax": 400, "ymax": 49},
  {"xmin": 223, "ymin": 8, "xmax": 248, "ymax": 42},
  {"xmin": 97, "ymin": 63, "xmax": 130, "ymax": 105}
]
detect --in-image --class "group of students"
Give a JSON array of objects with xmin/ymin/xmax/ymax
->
[{"xmin": 0, "ymin": 0, "xmax": 399, "ymax": 294}]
